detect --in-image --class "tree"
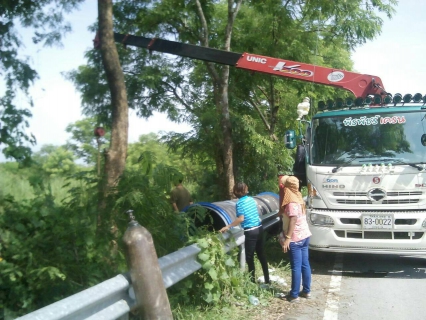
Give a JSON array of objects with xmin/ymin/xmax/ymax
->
[
  {"xmin": 191, "ymin": 0, "xmax": 243, "ymax": 199},
  {"xmin": 97, "ymin": 0, "xmax": 129, "ymax": 205},
  {"xmin": 80, "ymin": 0, "xmax": 245, "ymax": 199},
  {"xmin": 66, "ymin": 117, "xmax": 110, "ymax": 168},
  {"xmin": 32, "ymin": 144, "xmax": 77, "ymax": 176},
  {"xmin": 0, "ymin": 0, "xmax": 84, "ymax": 164},
  {"xmin": 127, "ymin": 133, "xmax": 203, "ymax": 195}
]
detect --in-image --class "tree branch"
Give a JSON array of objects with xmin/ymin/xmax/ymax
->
[
  {"xmin": 256, "ymin": 85, "xmax": 270, "ymax": 102},
  {"xmin": 195, "ymin": 0, "xmax": 209, "ymax": 46},
  {"xmin": 247, "ymin": 97, "xmax": 270, "ymax": 131},
  {"xmin": 160, "ymin": 80, "xmax": 193, "ymax": 112}
]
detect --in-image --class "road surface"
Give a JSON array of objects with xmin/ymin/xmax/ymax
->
[{"xmin": 276, "ymin": 252, "xmax": 426, "ymax": 320}]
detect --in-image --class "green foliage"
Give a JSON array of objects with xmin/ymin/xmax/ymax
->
[
  {"xmin": 0, "ymin": 0, "xmax": 84, "ymax": 163},
  {"xmin": 0, "ymin": 181, "xmax": 107, "ymax": 317},
  {"xmin": 32, "ymin": 145, "xmax": 77, "ymax": 176},
  {"xmin": 111, "ymin": 164, "xmax": 193, "ymax": 257},
  {"xmin": 231, "ymin": 110, "xmax": 295, "ymax": 194},
  {"xmin": 194, "ymin": 235, "xmax": 248, "ymax": 305},
  {"xmin": 64, "ymin": 57, "xmax": 113, "ymax": 125},
  {"xmin": 0, "ymin": 166, "xmax": 124, "ymax": 318},
  {"xmin": 1, "ymin": 157, "xmax": 287, "ymax": 319},
  {"xmin": 127, "ymin": 133, "xmax": 183, "ymax": 171},
  {"xmin": 175, "ymin": 232, "xmax": 290, "ymax": 319},
  {"xmin": 0, "ymin": 163, "xmax": 34, "ymax": 201},
  {"xmin": 127, "ymin": 133, "xmax": 206, "ymax": 201},
  {"xmin": 172, "ymin": 233, "xmax": 255, "ymax": 305},
  {"xmin": 66, "ymin": 117, "xmax": 110, "ymax": 165},
  {"xmin": 0, "ymin": 162, "xmax": 88, "ymax": 203}
]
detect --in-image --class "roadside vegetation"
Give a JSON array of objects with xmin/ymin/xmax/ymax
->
[{"xmin": 0, "ymin": 142, "xmax": 291, "ymax": 319}]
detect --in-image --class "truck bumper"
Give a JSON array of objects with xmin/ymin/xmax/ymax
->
[{"xmin": 308, "ymin": 210, "xmax": 426, "ymax": 255}]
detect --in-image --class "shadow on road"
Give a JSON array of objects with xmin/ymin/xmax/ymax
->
[{"xmin": 309, "ymin": 250, "xmax": 426, "ymax": 279}]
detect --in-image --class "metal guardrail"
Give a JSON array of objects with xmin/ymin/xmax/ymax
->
[{"xmin": 16, "ymin": 210, "xmax": 278, "ymax": 320}]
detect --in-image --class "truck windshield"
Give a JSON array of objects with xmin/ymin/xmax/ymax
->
[{"xmin": 311, "ymin": 111, "xmax": 426, "ymax": 166}]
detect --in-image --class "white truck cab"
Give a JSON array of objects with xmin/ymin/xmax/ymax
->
[{"xmin": 287, "ymin": 96, "xmax": 426, "ymax": 255}]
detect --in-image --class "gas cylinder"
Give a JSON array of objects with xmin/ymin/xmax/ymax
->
[{"xmin": 122, "ymin": 210, "xmax": 173, "ymax": 319}]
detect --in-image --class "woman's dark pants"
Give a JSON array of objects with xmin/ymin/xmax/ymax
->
[{"xmin": 244, "ymin": 225, "xmax": 270, "ymax": 284}]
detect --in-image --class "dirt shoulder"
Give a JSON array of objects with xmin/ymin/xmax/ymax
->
[{"xmin": 241, "ymin": 255, "xmax": 335, "ymax": 320}]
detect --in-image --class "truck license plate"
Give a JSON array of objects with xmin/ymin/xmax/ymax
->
[{"xmin": 362, "ymin": 215, "xmax": 393, "ymax": 229}]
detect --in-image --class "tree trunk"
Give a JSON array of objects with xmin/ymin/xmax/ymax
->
[
  {"xmin": 195, "ymin": 0, "xmax": 242, "ymax": 200},
  {"xmin": 97, "ymin": 0, "xmax": 129, "ymax": 207},
  {"xmin": 217, "ymin": 80, "xmax": 234, "ymax": 199},
  {"xmin": 209, "ymin": 74, "xmax": 234, "ymax": 200}
]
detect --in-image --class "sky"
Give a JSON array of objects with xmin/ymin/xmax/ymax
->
[
  {"xmin": 1, "ymin": 0, "xmax": 425, "ymax": 160},
  {"xmin": 351, "ymin": 0, "xmax": 426, "ymax": 94}
]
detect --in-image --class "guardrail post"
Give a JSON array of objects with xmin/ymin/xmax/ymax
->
[{"xmin": 123, "ymin": 210, "xmax": 173, "ymax": 320}]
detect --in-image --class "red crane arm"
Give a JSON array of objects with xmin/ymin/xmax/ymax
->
[
  {"xmin": 113, "ymin": 33, "xmax": 386, "ymax": 97},
  {"xmin": 236, "ymin": 54, "xmax": 385, "ymax": 97}
]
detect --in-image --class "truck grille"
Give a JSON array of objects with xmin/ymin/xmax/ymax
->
[
  {"xmin": 333, "ymin": 191, "xmax": 423, "ymax": 196},
  {"xmin": 333, "ymin": 191, "xmax": 422, "ymax": 205},
  {"xmin": 334, "ymin": 230, "xmax": 424, "ymax": 240},
  {"xmin": 336, "ymin": 199, "xmax": 419, "ymax": 204}
]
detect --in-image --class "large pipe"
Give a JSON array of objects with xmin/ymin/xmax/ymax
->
[
  {"xmin": 122, "ymin": 211, "xmax": 173, "ymax": 320},
  {"xmin": 184, "ymin": 193, "xmax": 279, "ymax": 232}
]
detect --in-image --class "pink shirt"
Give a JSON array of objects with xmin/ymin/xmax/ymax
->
[{"xmin": 283, "ymin": 202, "xmax": 312, "ymax": 242}]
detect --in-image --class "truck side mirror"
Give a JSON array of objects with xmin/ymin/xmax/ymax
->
[
  {"xmin": 422, "ymin": 134, "xmax": 426, "ymax": 146},
  {"xmin": 285, "ymin": 130, "xmax": 296, "ymax": 149}
]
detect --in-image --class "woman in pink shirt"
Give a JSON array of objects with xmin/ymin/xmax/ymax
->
[{"xmin": 280, "ymin": 175, "xmax": 312, "ymax": 303}]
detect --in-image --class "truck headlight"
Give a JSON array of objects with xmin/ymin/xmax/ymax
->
[{"xmin": 310, "ymin": 213, "xmax": 334, "ymax": 226}]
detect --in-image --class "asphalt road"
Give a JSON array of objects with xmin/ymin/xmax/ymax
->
[
  {"xmin": 335, "ymin": 253, "xmax": 426, "ymax": 320},
  {"xmin": 285, "ymin": 252, "xmax": 426, "ymax": 320}
]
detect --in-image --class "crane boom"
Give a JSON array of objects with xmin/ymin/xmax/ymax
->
[{"xmin": 114, "ymin": 33, "xmax": 386, "ymax": 97}]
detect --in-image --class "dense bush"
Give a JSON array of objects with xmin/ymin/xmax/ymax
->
[{"xmin": 0, "ymin": 155, "xmax": 285, "ymax": 319}]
